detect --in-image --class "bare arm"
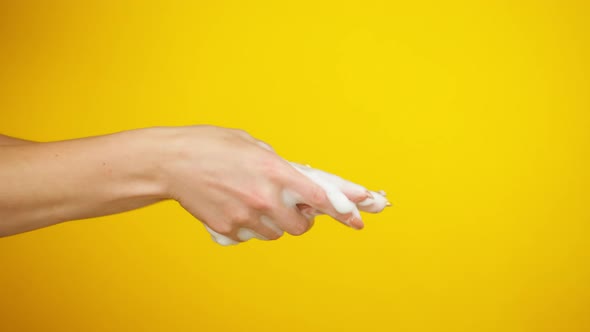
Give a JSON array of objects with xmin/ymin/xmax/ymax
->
[
  {"xmin": 0, "ymin": 134, "xmax": 35, "ymax": 146},
  {"xmin": 0, "ymin": 126, "xmax": 360, "ymax": 239},
  {"xmin": 0, "ymin": 128, "xmax": 166, "ymax": 236}
]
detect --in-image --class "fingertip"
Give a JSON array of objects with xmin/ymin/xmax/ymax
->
[
  {"xmin": 350, "ymin": 218, "xmax": 365, "ymax": 230},
  {"xmin": 357, "ymin": 191, "xmax": 390, "ymax": 213}
]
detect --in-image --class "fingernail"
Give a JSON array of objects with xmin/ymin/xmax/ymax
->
[{"xmin": 365, "ymin": 190, "xmax": 374, "ymax": 199}]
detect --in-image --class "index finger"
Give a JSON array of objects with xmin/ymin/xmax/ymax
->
[{"xmin": 280, "ymin": 164, "xmax": 364, "ymax": 230}]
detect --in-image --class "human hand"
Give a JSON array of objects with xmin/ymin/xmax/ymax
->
[{"xmin": 160, "ymin": 126, "xmax": 390, "ymax": 245}]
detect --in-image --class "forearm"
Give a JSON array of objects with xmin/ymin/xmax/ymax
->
[
  {"xmin": 0, "ymin": 128, "xmax": 170, "ymax": 236},
  {"xmin": 0, "ymin": 134, "xmax": 36, "ymax": 146}
]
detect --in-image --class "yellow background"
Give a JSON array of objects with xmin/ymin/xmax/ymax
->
[{"xmin": 1, "ymin": 1, "xmax": 589, "ymax": 331}]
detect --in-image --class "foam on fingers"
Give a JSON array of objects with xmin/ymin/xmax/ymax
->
[
  {"xmin": 289, "ymin": 162, "xmax": 390, "ymax": 213},
  {"xmin": 204, "ymin": 161, "xmax": 390, "ymax": 246},
  {"xmin": 204, "ymin": 225, "xmax": 238, "ymax": 246}
]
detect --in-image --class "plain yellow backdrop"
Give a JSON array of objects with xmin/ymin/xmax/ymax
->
[{"xmin": 1, "ymin": 1, "xmax": 589, "ymax": 331}]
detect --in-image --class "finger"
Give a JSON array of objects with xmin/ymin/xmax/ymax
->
[
  {"xmin": 281, "ymin": 175, "xmax": 364, "ymax": 230},
  {"xmin": 290, "ymin": 162, "xmax": 391, "ymax": 213},
  {"xmin": 284, "ymin": 162, "xmax": 364, "ymax": 228},
  {"xmin": 343, "ymin": 188, "xmax": 372, "ymax": 204},
  {"xmin": 260, "ymin": 215, "xmax": 284, "ymax": 237},
  {"xmin": 320, "ymin": 187, "xmax": 364, "ymax": 230},
  {"xmin": 269, "ymin": 204, "xmax": 313, "ymax": 236},
  {"xmin": 278, "ymin": 161, "xmax": 368, "ymax": 229},
  {"xmin": 357, "ymin": 190, "xmax": 391, "ymax": 213},
  {"xmin": 296, "ymin": 203, "xmax": 322, "ymax": 219},
  {"xmin": 291, "ymin": 162, "xmax": 374, "ymax": 203},
  {"xmin": 246, "ymin": 215, "xmax": 284, "ymax": 240},
  {"xmin": 296, "ymin": 204, "xmax": 319, "ymax": 232},
  {"xmin": 282, "ymin": 164, "xmax": 354, "ymax": 214}
]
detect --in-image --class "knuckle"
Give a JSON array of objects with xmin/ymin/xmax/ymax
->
[
  {"xmin": 261, "ymin": 155, "xmax": 285, "ymax": 181},
  {"xmin": 232, "ymin": 128, "xmax": 251, "ymax": 138},
  {"xmin": 229, "ymin": 209, "xmax": 253, "ymax": 226},
  {"xmin": 247, "ymin": 193, "xmax": 272, "ymax": 212},
  {"xmin": 256, "ymin": 140, "xmax": 274, "ymax": 152}
]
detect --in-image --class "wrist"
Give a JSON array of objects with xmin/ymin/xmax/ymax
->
[{"xmin": 122, "ymin": 127, "xmax": 178, "ymax": 201}]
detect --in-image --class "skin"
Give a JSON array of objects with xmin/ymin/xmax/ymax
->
[{"xmin": 0, "ymin": 126, "xmax": 367, "ymax": 241}]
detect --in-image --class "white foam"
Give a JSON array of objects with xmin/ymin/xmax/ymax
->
[
  {"xmin": 204, "ymin": 225, "xmax": 238, "ymax": 246},
  {"xmin": 237, "ymin": 228, "xmax": 267, "ymax": 241}
]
